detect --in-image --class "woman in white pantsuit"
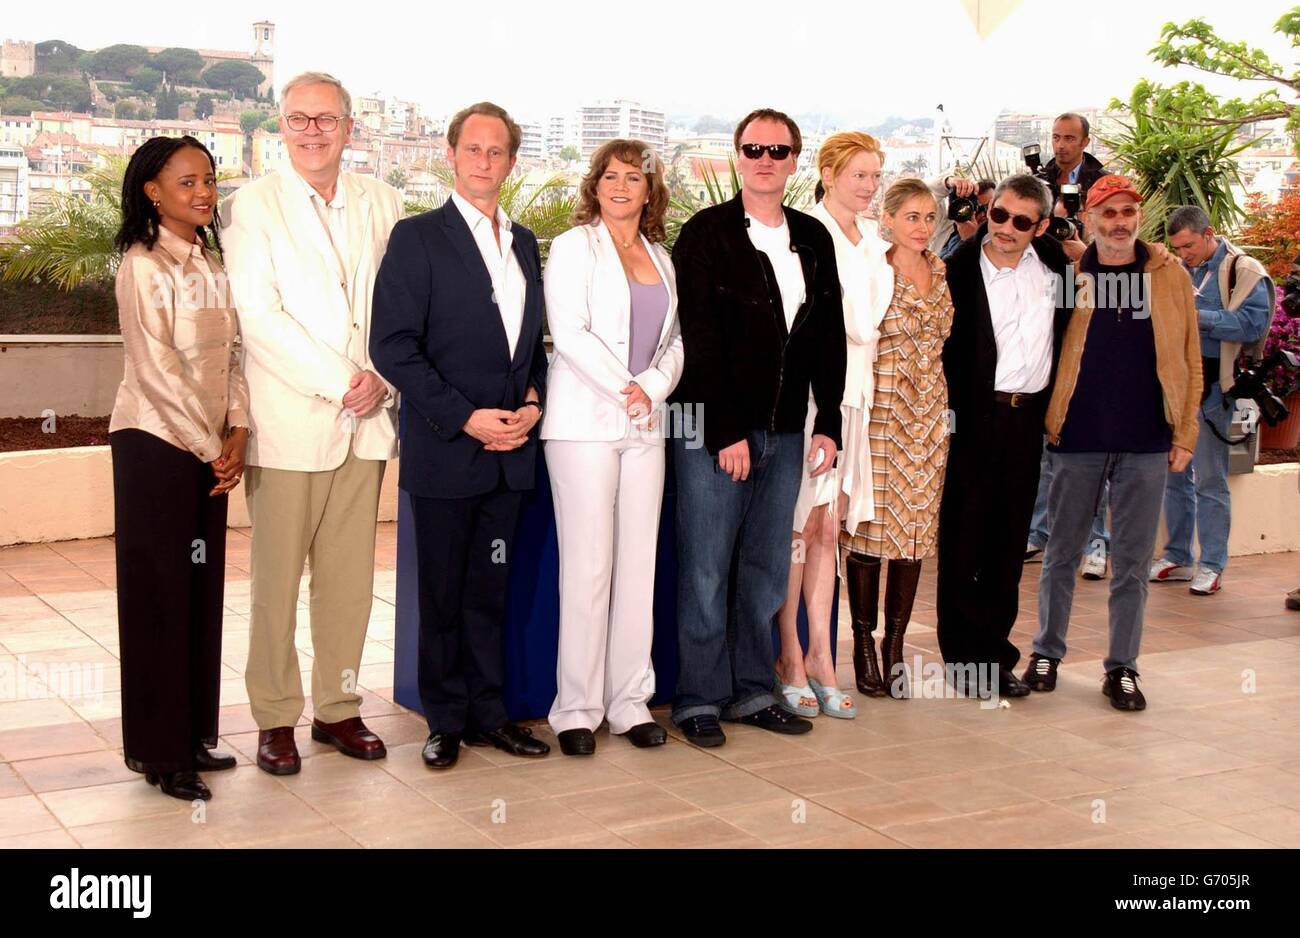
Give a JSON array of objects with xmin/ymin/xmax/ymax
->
[{"xmin": 541, "ymin": 139, "xmax": 684, "ymax": 757}]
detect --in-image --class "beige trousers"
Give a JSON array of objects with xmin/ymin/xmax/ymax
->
[{"xmin": 244, "ymin": 447, "xmax": 385, "ymax": 729}]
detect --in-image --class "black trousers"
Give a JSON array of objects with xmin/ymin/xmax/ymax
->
[
  {"xmin": 936, "ymin": 403, "xmax": 1044, "ymax": 672},
  {"xmin": 410, "ymin": 485, "xmax": 523, "ymax": 735},
  {"xmin": 110, "ymin": 429, "xmax": 227, "ymax": 773}
]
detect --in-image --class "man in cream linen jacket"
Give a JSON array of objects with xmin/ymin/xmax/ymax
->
[{"xmin": 220, "ymin": 72, "xmax": 401, "ymax": 776}]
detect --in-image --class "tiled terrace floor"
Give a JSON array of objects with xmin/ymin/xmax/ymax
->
[{"xmin": 1, "ymin": 526, "xmax": 1299, "ymax": 848}]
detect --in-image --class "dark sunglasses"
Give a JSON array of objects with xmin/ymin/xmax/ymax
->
[
  {"xmin": 988, "ymin": 205, "xmax": 1041, "ymax": 232},
  {"xmin": 740, "ymin": 143, "xmax": 793, "ymax": 161}
]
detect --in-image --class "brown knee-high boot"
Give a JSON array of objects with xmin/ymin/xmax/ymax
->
[
  {"xmin": 882, "ymin": 559, "xmax": 923, "ymax": 699},
  {"xmin": 844, "ymin": 553, "xmax": 886, "ymax": 697}
]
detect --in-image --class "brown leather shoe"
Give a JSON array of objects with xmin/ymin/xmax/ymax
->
[
  {"xmin": 256, "ymin": 727, "xmax": 301, "ymax": 776},
  {"xmin": 310, "ymin": 716, "xmax": 387, "ymax": 760}
]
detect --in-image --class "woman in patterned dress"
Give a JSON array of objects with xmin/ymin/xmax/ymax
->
[{"xmin": 840, "ymin": 178, "xmax": 955, "ymax": 699}]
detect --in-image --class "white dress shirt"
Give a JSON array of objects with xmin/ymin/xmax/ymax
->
[
  {"xmin": 979, "ymin": 236, "xmax": 1057, "ymax": 393},
  {"xmin": 746, "ymin": 212, "xmax": 805, "ymax": 330},
  {"xmin": 452, "ymin": 189, "xmax": 526, "ymax": 358}
]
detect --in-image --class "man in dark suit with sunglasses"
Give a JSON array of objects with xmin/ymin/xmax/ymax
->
[{"xmin": 937, "ymin": 173, "xmax": 1071, "ymax": 699}]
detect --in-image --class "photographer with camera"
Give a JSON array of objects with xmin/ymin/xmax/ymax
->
[
  {"xmin": 940, "ymin": 179, "xmax": 995, "ymax": 260},
  {"xmin": 1150, "ymin": 206, "xmax": 1274, "ymax": 597},
  {"xmin": 926, "ymin": 174, "xmax": 981, "ymax": 254},
  {"xmin": 1023, "ymin": 113, "xmax": 1110, "ymax": 204}
]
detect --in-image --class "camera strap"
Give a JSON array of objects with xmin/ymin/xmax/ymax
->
[{"xmin": 1200, "ymin": 398, "xmax": 1250, "ymax": 447}]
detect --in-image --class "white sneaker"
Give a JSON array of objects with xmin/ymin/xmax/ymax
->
[
  {"xmin": 1025, "ymin": 540, "xmax": 1045, "ymax": 563},
  {"xmin": 1189, "ymin": 568, "xmax": 1222, "ymax": 596},
  {"xmin": 1149, "ymin": 558, "xmax": 1194, "ymax": 582},
  {"xmin": 1080, "ymin": 550, "xmax": 1108, "ymax": 580}
]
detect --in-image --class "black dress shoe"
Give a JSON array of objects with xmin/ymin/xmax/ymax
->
[
  {"xmin": 465, "ymin": 723, "xmax": 550, "ymax": 758},
  {"xmin": 734, "ymin": 704, "xmax": 813, "ymax": 735},
  {"xmin": 558, "ymin": 728, "xmax": 596, "ymax": 756},
  {"xmin": 998, "ymin": 668, "xmax": 1031, "ymax": 698},
  {"xmin": 421, "ymin": 733, "xmax": 461, "ymax": 769},
  {"xmin": 1022, "ymin": 654, "xmax": 1060, "ymax": 692},
  {"xmin": 193, "ymin": 747, "xmax": 237, "ymax": 771},
  {"xmin": 619, "ymin": 722, "xmax": 667, "ymax": 748},
  {"xmin": 678, "ymin": 715, "xmax": 725, "ymax": 748},
  {"xmin": 146, "ymin": 770, "xmax": 211, "ymax": 801},
  {"xmin": 1103, "ymin": 667, "xmax": 1147, "ymax": 711}
]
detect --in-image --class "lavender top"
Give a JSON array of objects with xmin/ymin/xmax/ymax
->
[{"xmin": 627, "ymin": 278, "xmax": 668, "ymax": 375}]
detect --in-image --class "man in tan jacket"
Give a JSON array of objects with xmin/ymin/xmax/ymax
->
[{"xmin": 1023, "ymin": 175, "xmax": 1201, "ymax": 712}]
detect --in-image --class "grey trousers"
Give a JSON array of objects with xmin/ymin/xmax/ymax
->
[{"xmin": 1033, "ymin": 451, "xmax": 1168, "ymax": 673}]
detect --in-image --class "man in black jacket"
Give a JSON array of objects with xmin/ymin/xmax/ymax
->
[
  {"xmin": 669, "ymin": 108, "xmax": 846, "ymax": 747},
  {"xmin": 1041, "ymin": 112, "xmax": 1109, "ymax": 204},
  {"xmin": 937, "ymin": 173, "xmax": 1071, "ymax": 698}
]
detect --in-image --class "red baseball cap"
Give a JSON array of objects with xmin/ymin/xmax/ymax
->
[{"xmin": 1086, "ymin": 174, "xmax": 1143, "ymax": 210}]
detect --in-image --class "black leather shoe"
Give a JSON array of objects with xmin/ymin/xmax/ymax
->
[
  {"xmin": 146, "ymin": 770, "xmax": 211, "ymax": 801},
  {"xmin": 464, "ymin": 723, "xmax": 550, "ymax": 758},
  {"xmin": 734, "ymin": 704, "xmax": 813, "ymax": 735},
  {"xmin": 421, "ymin": 733, "xmax": 461, "ymax": 769},
  {"xmin": 619, "ymin": 722, "xmax": 667, "ymax": 748},
  {"xmin": 1022, "ymin": 654, "xmax": 1060, "ymax": 692},
  {"xmin": 558, "ymin": 728, "xmax": 596, "ymax": 756},
  {"xmin": 1103, "ymin": 667, "xmax": 1146, "ymax": 711},
  {"xmin": 998, "ymin": 667, "xmax": 1031, "ymax": 698},
  {"xmin": 678, "ymin": 715, "xmax": 725, "ymax": 748},
  {"xmin": 193, "ymin": 747, "xmax": 237, "ymax": 771}
]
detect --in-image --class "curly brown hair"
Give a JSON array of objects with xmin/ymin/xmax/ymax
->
[{"xmin": 571, "ymin": 139, "xmax": 669, "ymax": 243}]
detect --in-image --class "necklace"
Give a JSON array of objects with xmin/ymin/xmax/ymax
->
[{"xmin": 609, "ymin": 227, "xmax": 634, "ymax": 250}]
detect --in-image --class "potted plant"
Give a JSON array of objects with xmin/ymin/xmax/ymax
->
[{"xmin": 1256, "ymin": 286, "xmax": 1300, "ymax": 451}]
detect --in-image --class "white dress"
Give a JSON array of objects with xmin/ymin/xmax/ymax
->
[{"xmin": 797, "ymin": 201, "xmax": 894, "ymax": 536}]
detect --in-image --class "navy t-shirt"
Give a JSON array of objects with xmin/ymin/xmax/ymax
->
[{"xmin": 1052, "ymin": 242, "xmax": 1171, "ymax": 454}]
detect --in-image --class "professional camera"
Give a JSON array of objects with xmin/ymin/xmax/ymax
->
[
  {"xmin": 1047, "ymin": 183, "xmax": 1084, "ymax": 242},
  {"xmin": 1022, "ymin": 144, "xmax": 1050, "ymax": 182},
  {"xmin": 1280, "ymin": 256, "xmax": 1300, "ymax": 318},
  {"xmin": 947, "ymin": 186, "xmax": 981, "ymax": 224},
  {"xmin": 1230, "ymin": 348, "xmax": 1300, "ymax": 426}
]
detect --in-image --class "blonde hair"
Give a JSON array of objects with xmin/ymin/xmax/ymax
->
[
  {"xmin": 882, "ymin": 177, "xmax": 936, "ymax": 218},
  {"xmin": 281, "ymin": 71, "xmax": 351, "ymax": 116},
  {"xmin": 571, "ymin": 139, "xmax": 669, "ymax": 243},
  {"xmin": 817, "ymin": 132, "xmax": 885, "ymax": 188}
]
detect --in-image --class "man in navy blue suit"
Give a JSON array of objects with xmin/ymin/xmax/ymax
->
[{"xmin": 371, "ymin": 102, "xmax": 550, "ymax": 770}]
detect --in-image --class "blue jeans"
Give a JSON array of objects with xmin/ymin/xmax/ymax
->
[
  {"xmin": 1034, "ymin": 451, "xmax": 1168, "ymax": 673},
  {"xmin": 672, "ymin": 429, "xmax": 803, "ymax": 724},
  {"xmin": 1029, "ymin": 442, "xmax": 1110, "ymax": 552},
  {"xmin": 1162, "ymin": 385, "xmax": 1232, "ymax": 574}
]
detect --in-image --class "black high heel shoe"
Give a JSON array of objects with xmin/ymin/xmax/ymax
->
[
  {"xmin": 145, "ymin": 770, "xmax": 212, "ymax": 801},
  {"xmin": 193, "ymin": 747, "xmax": 237, "ymax": 771}
]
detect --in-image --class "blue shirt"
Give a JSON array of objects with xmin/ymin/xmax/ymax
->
[{"xmin": 1188, "ymin": 238, "xmax": 1273, "ymax": 359}]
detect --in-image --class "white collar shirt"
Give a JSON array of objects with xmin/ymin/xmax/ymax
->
[
  {"xmin": 452, "ymin": 189, "xmax": 526, "ymax": 359},
  {"xmin": 979, "ymin": 236, "xmax": 1057, "ymax": 393}
]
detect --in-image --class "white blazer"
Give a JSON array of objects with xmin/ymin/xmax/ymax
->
[
  {"xmin": 540, "ymin": 221, "xmax": 684, "ymax": 443},
  {"xmin": 220, "ymin": 170, "xmax": 402, "ymax": 471}
]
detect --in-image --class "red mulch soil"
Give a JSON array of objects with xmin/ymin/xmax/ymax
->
[
  {"xmin": 1258, "ymin": 445, "xmax": 1300, "ymax": 466},
  {"xmin": 0, "ymin": 416, "xmax": 112, "ymax": 452}
]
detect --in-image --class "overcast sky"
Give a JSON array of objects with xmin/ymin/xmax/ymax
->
[{"xmin": 4, "ymin": 0, "xmax": 1293, "ymax": 133}]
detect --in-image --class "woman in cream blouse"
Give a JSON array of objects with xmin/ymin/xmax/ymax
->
[
  {"xmin": 109, "ymin": 136, "xmax": 249, "ymax": 802},
  {"xmin": 775, "ymin": 132, "xmax": 893, "ymax": 714},
  {"xmin": 541, "ymin": 139, "xmax": 684, "ymax": 756}
]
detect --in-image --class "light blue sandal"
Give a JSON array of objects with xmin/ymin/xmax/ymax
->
[
  {"xmin": 808, "ymin": 677, "xmax": 857, "ymax": 719},
  {"xmin": 776, "ymin": 676, "xmax": 819, "ymax": 717}
]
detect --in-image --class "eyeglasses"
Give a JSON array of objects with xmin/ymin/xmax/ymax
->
[
  {"xmin": 1094, "ymin": 205, "xmax": 1139, "ymax": 221},
  {"xmin": 988, "ymin": 205, "xmax": 1041, "ymax": 232},
  {"xmin": 283, "ymin": 113, "xmax": 342, "ymax": 133},
  {"xmin": 739, "ymin": 143, "xmax": 793, "ymax": 161}
]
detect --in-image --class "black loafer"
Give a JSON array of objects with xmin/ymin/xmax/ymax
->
[
  {"xmin": 619, "ymin": 722, "xmax": 667, "ymax": 748},
  {"xmin": 558, "ymin": 728, "xmax": 596, "ymax": 756},
  {"xmin": 998, "ymin": 668, "xmax": 1031, "ymax": 698},
  {"xmin": 464, "ymin": 723, "xmax": 551, "ymax": 758},
  {"xmin": 734, "ymin": 704, "xmax": 813, "ymax": 735},
  {"xmin": 421, "ymin": 733, "xmax": 462, "ymax": 769},
  {"xmin": 146, "ymin": 770, "xmax": 211, "ymax": 801},
  {"xmin": 678, "ymin": 715, "xmax": 726, "ymax": 748},
  {"xmin": 1022, "ymin": 654, "xmax": 1060, "ymax": 692},
  {"xmin": 1103, "ymin": 667, "xmax": 1146, "ymax": 711},
  {"xmin": 193, "ymin": 747, "xmax": 237, "ymax": 771}
]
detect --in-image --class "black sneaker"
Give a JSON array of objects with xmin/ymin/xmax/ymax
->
[
  {"xmin": 678, "ymin": 714, "xmax": 726, "ymax": 748},
  {"xmin": 1103, "ymin": 667, "xmax": 1146, "ymax": 711},
  {"xmin": 1022, "ymin": 653, "xmax": 1060, "ymax": 692},
  {"xmin": 997, "ymin": 667, "xmax": 1031, "ymax": 698},
  {"xmin": 733, "ymin": 704, "xmax": 813, "ymax": 735}
]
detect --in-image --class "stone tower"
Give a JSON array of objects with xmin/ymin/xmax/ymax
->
[{"xmin": 251, "ymin": 21, "xmax": 275, "ymax": 100}]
